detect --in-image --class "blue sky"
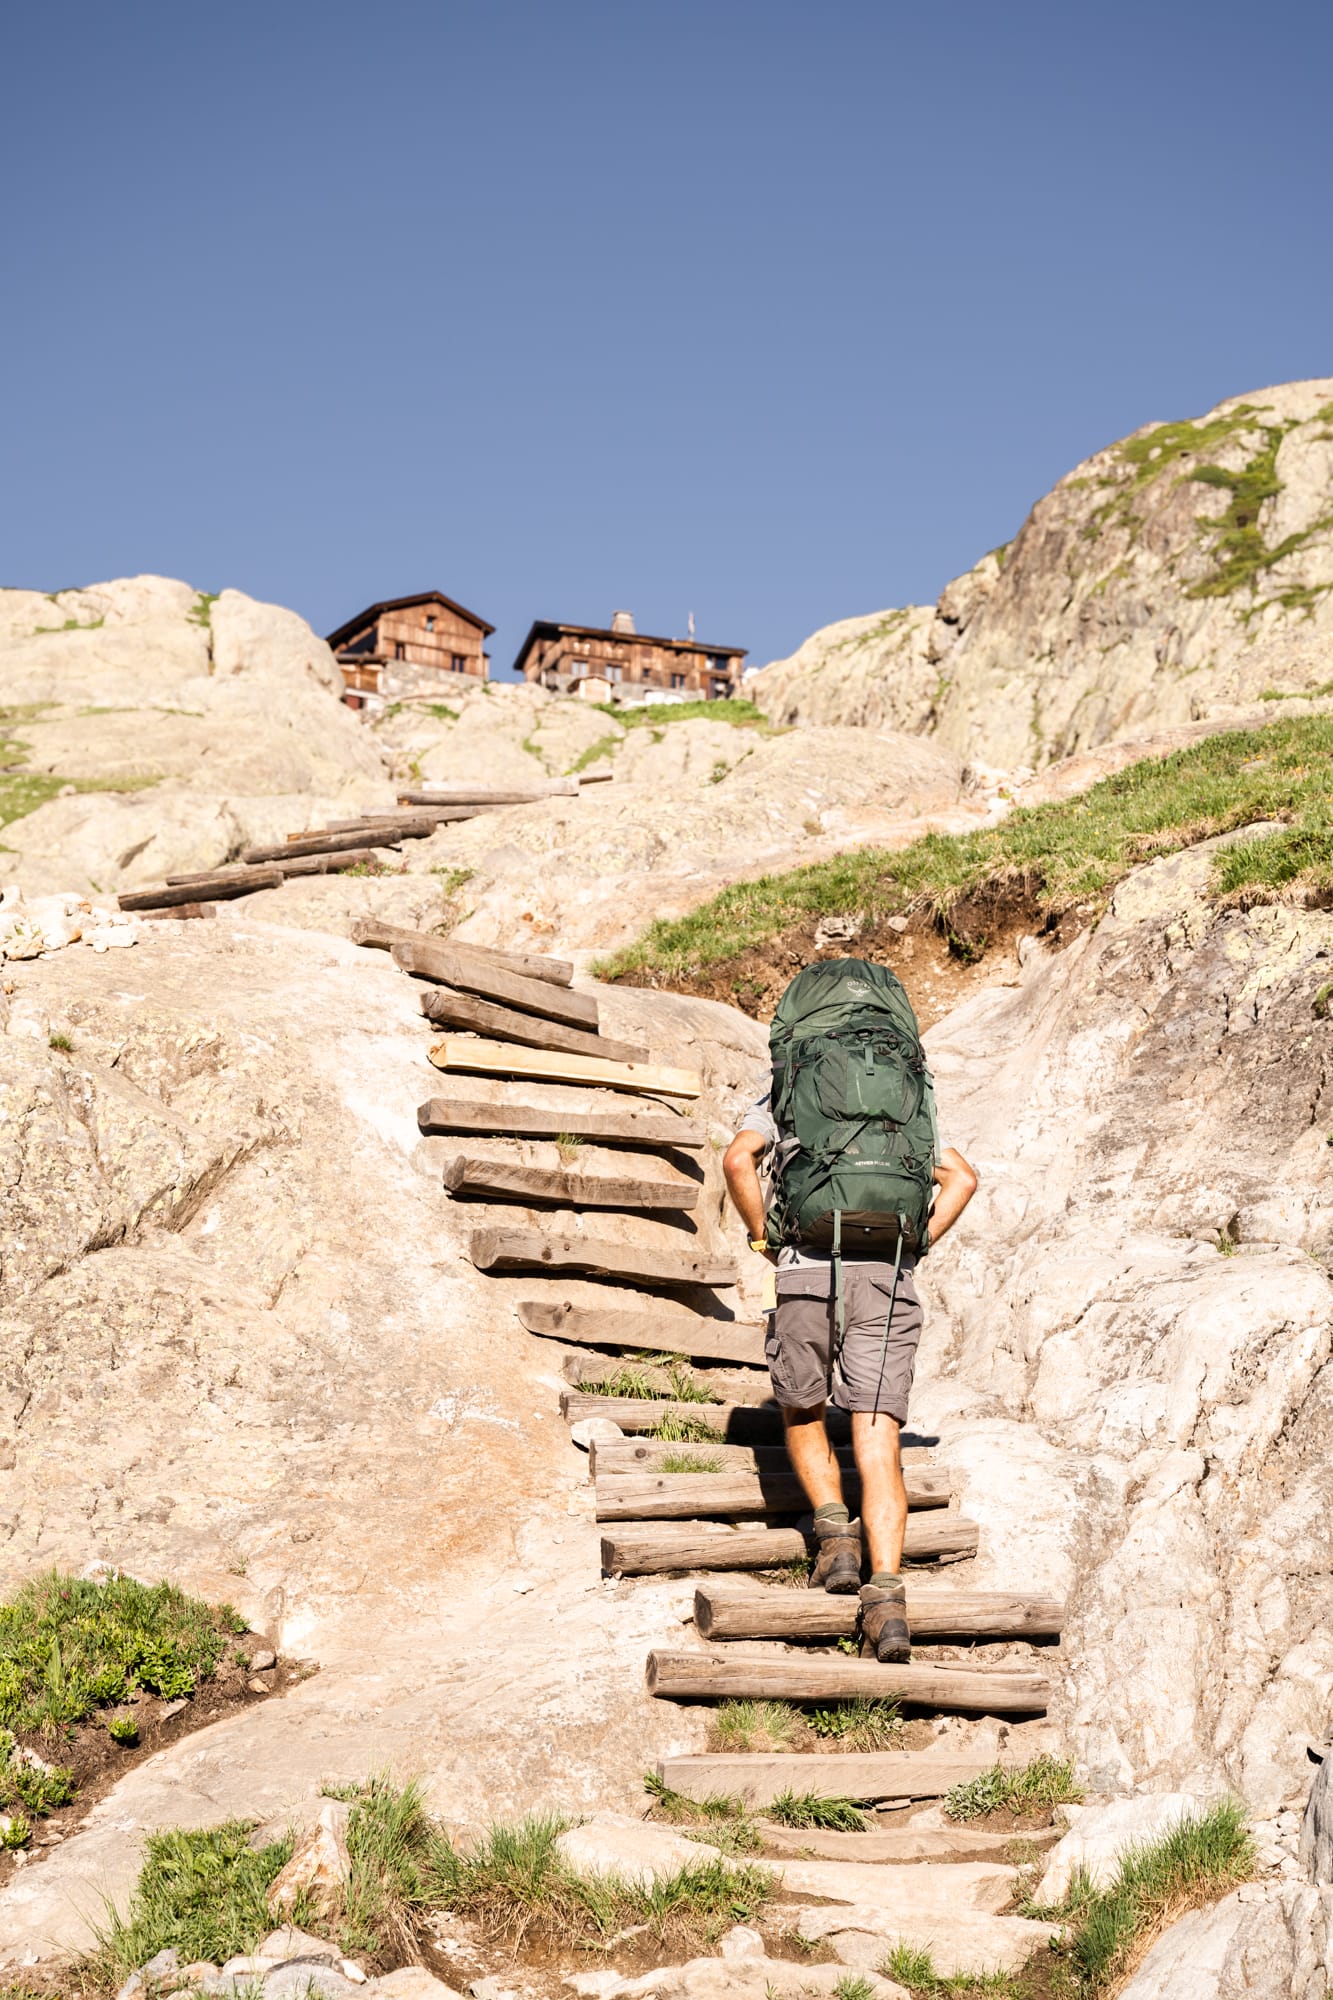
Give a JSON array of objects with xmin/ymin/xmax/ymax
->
[{"xmin": 4, "ymin": 0, "xmax": 1331, "ymax": 676}]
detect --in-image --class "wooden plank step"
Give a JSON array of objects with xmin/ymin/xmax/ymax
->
[
  {"xmin": 325, "ymin": 808, "xmax": 485, "ymax": 830},
  {"xmin": 646, "ymin": 1650, "xmax": 1048, "ymax": 1714},
  {"xmin": 431, "ymin": 1040, "xmax": 700, "ymax": 1099},
  {"xmin": 601, "ymin": 1516, "xmax": 976, "ymax": 1575},
  {"xmin": 693, "ymin": 1582, "xmax": 1064, "ymax": 1642},
  {"xmin": 443, "ymin": 1156, "xmax": 698, "ymax": 1212},
  {"xmin": 562, "ymin": 1393, "xmax": 941, "ymax": 1447},
  {"xmin": 398, "ymin": 782, "xmax": 579, "ymax": 803},
  {"xmin": 393, "ymin": 938, "xmax": 599, "ymax": 1030},
  {"xmin": 471, "ymin": 1228, "xmax": 735, "ymax": 1289},
  {"xmin": 656, "ymin": 1750, "xmax": 1024, "ymax": 1807},
  {"xmin": 523, "ymin": 1301, "xmax": 762, "ymax": 1366},
  {"xmin": 419, "ymin": 987, "xmax": 648, "ymax": 1066},
  {"xmin": 756, "ymin": 1821, "xmax": 1056, "ymax": 1861},
  {"xmin": 119, "ymin": 867, "xmax": 285, "ymax": 910},
  {"xmin": 418, "ymin": 1099, "xmax": 703, "ymax": 1149},
  {"xmin": 242, "ymin": 829, "xmax": 407, "ymax": 863},
  {"xmin": 595, "ymin": 1466, "xmax": 951, "ymax": 1521},
  {"xmin": 355, "ymin": 920, "xmax": 574, "ymax": 987},
  {"xmin": 591, "ymin": 1440, "xmax": 943, "ymax": 1480}
]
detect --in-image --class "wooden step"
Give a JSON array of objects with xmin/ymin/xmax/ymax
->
[
  {"xmin": 242, "ymin": 829, "xmax": 408, "ymax": 864},
  {"xmin": 693, "ymin": 1582, "xmax": 1064, "ymax": 1642},
  {"xmin": 602, "ymin": 1515, "xmax": 977, "ymax": 1575},
  {"xmin": 589, "ymin": 1438, "xmax": 938, "ymax": 1477},
  {"xmin": 398, "ymin": 782, "xmax": 579, "ymax": 804},
  {"xmin": 430, "ymin": 1039, "xmax": 700, "ymax": 1099},
  {"xmin": 325, "ymin": 808, "xmax": 483, "ymax": 829},
  {"xmin": 419, "ymin": 988, "xmax": 647, "ymax": 1066},
  {"xmin": 525, "ymin": 1301, "xmax": 762, "ymax": 1366},
  {"xmin": 120, "ymin": 867, "xmax": 285, "ymax": 910},
  {"xmin": 444, "ymin": 1156, "xmax": 698, "ymax": 1212},
  {"xmin": 355, "ymin": 920, "xmax": 574, "ymax": 987},
  {"xmin": 647, "ymin": 1649, "xmax": 1048, "ymax": 1713},
  {"xmin": 471, "ymin": 1228, "xmax": 735, "ymax": 1289},
  {"xmin": 656, "ymin": 1750, "xmax": 1024, "ymax": 1807},
  {"xmin": 594, "ymin": 1465, "xmax": 952, "ymax": 1521},
  {"xmin": 393, "ymin": 937, "xmax": 598, "ymax": 1030},
  {"xmin": 755, "ymin": 1820, "xmax": 1056, "ymax": 1861},
  {"xmin": 562, "ymin": 1392, "xmax": 942, "ymax": 1448},
  {"xmin": 418, "ymin": 1100, "xmax": 704, "ymax": 1149}
]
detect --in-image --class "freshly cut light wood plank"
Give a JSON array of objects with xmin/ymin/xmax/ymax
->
[
  {"xmin": 521, "ymin": 1301, "xmax": 762, "ymax": 1366},
  {"xmin": 120, "ymin": 868, "xmax": 284, "ymax": 909},
  {"xmin": 593, "ymin": 1441, "xmax": 950, "ymax": 1487},
  {"xmin": 756, "ymin": 1821, "xmax": 1054, "ymax": 1861},
  {"xmin": 398, "ymin": 782, "xmax": 578, "ymax": 803},
  {"xmin": 646, "ymin": 1650, "xmax": 1048, "ymax": 1714},
  {"xmin": 561, "ymin": 1393, "xmax": 939, "ymax": 1450},
  {"xmin": 394, "ymin": 938, "xmax": 599, "ymax": 1029},
  {"xmin": 692, "ymin": 1583, "xmax": 1064, "ymax": 1642},
  {"xmin": 242, "ymin": 829, "xmax": 406, "ymax": 863},
  {"xmin": 595, "ymin": 1466, "xmax": 950, "ymax": 1520},
  {"xmin": 601, "ymin": 1516, "xmax": 977, "ymax": 1575},
  {"xmin": 417, "ymin": 1099, "xmax": 704, "ymax": 1149},
  {"xmin": 354, "ymin": 919, "xmax": 574, "ymax": 987},
  {"xmin": 655, "ymin": 1751, "xmax": 1022, "ymax": 1807},
  {"xmin": 418, "ymin": 986, "xmax": 647, "ymax": 1065},
  {"xmin": 443, "ymin": 1156, "xmax": 698, "ymax": 1212},
  {"xmin": 471, "ymin": 1228, "xmax": 735, "ymax": 1289},
  {"xmin": 430, "ymin": 1039, "xmax": 700, "ymax": 1099}
]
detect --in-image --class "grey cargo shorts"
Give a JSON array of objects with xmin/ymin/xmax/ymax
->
[{"xmin": 766, "ymin": 1261, "xmax": 923, "ymax": 1421}]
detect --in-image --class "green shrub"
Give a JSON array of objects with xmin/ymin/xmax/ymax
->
[{"xmin": 945, "ymin": 1755, "xmax": 1083, "ymax": 1823}]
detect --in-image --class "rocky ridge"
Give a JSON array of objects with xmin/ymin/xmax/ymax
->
[{"xmin": 752, "ymin": 376, "xmax": 1333, "ymax": 769}]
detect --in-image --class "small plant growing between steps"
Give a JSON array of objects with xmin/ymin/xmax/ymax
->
[
  {"xmin": 765, "ymin": 1789, "xmax": 867, "ymax": 1832},
  {"xmin": 643, "ymin": 1772, "xmax": 762, "ymax": 1855},
  {"xmin": 658, "ymin": 1450, "xmax": 726, "ymax": 1473},
  {"xmin": 712, "ymin": 1698, "xmax": 806, "ymax": 1753},
  {"xmin": 554, "ymin": 1132, "xmax": 585, "ymax": 1164},
  {"xmin": 833, "ymin": 1978, "xmax": 876, "ymax": 2000},
  {"xmin": 648, "ymin": 1414, "xmax": 722, "ymax": 1442},
  {"xmin": 944, "ymin": 1754, "xmax": 1083, "ymax": 1823},
  {"xmin": 808, "ymin": 1696, "xmax": 904, "ymax": 1750}
]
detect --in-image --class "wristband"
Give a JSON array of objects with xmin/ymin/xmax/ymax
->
[{"xmin": 749, "ymin": 1238, "xmax": 768, "ymax": 1253}]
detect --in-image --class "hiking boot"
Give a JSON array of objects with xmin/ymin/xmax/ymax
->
[
  {"xmin": 860, "ymin": 1577, "xmax": 911, "ymax": 1662},
  {"xmin": 808, "ymin": 1515, "xmax": 863, "ymax": 1593}
]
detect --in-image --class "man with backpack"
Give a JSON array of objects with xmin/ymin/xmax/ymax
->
[{"xmin": 722, "ymin": 959, "xmax": 977, "ymax": 1663}]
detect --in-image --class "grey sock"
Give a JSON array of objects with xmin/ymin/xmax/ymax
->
[
  {"xmin": 814, "ymin": 1502, "xmax": 850, "ymax": 1525},
  {"xmin": 869, "ymin": 1570, "xmax": 903, "ymax": 1589}
]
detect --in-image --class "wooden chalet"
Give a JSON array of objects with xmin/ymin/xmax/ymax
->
[
  {"xmin": 512, "ymin": 611, "xmax": 747, "ymax": 702},
  {"xmin": 328, "ymin": 591, "xmax": 495, "ymax": 708}
]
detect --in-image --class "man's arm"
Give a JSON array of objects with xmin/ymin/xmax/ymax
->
[
  {"xmin": 723, "ymin": 1127, "xmax": 772, "ymax": 1251},
  {"xmin": 929, "ymin": 1147, "xmax": 978, "ymax": 1246}
]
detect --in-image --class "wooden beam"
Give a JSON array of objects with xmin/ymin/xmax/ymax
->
[
  {"xmin": 595, "ymin": 1466, "xmax": 950, "ymax": 1521},
  {"xmin": 560, "ymin": 1393, "xmax": 940, "ymax": 1449},
  {"xmin": 443, "ymin": 1156, "xmax": 698, "ymax": 1212},
  {"xmin": 242, "ymin": 830, "xmax": 407, "ymax": 863},
  {"xmin": 430, "ymin": 1039, "xmax": 700, "ymax": 1099},
  {"xmin": 655, "ymin": 1751, "xmax": 1024, "ymax": 1807},
  {"xmin": 418, "ymin": 1100, "xmax": 704, "ymax": 1149},
  {"xmin": 119, "ymin": 868, "xmax": 285, "ymax": 910},
  {"xmin": 398, "ymin": 782, "xmax": 579, "ymax": 803},
  {"xmin": 601, "ymin": 1516, "xmax": 977, "ymax": 1575},
  {"xmin": 645, "ymin": 1650, "xmax": 1048, "ymax": 1714},
  {"xmin": 324, "ymin": 808, "xmax": 485, "ymax": 830},
  {"xmin": 592, "ymin": 1443, "xmax": 948, "ymax": 1488},
  {"xmin": 393, "ymin": 938, "xmax": 599, "ymax": 1030},
  {"xmin": 353, "ymin": 919, "xmax": 574, "ymax": 987},
  {"xmin": 692, "ymin": 1583, "xmax": 1064, "ymax": 1643},
  {"xmin": 471, "ymin": 1228, "xmax": 735, "ymax": 1289},
  {"xmin": 167, "ymin": 850, "xmax": 379, "ymax": 885},
  {"xmin": 521, "ymin": 1301, "xmax": 762, "ymax": 1366},
  {"xmin": 419, "ymin": 987, "xmax": 648, "ymax": 1066}
]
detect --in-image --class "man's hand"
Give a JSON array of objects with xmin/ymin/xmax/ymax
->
[
  {"xmin": 723, "ymin": 1127, "xmax": 771, "ymax": 1248},
  {"xmin": 927, "ymin": 1147, "xmax": 979, "ymax": 1246}
]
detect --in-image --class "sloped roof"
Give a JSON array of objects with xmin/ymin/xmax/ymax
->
[
  {"xmin": 326, "ymin": 590, "xmax": 495, "ymax": 649},
  {"xmin": 511, "ymin": 620, "xmax": 747, "ymax": 677}
]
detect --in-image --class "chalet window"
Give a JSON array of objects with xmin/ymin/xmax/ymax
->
[
  {"xmin": 426, "ymin": 614, "xmax": 436, "ymax": 631},
  {"xmin": 451, "ymin": 654, "xmax": 466, "ymax": 673},
  {"xmin": 394, "ymin": 642, "xmax": 406, "ymax": 660},
  {"xmin": 606, "ymin": 665, "xmax": 622, "ymax": 683},
  {"xmin": 671, "ymin": 673, "xmax": 685, "ymax": 689},
  {"xmin": 571, "ymin": 660, "xmax": 589, "ymax": 678}
]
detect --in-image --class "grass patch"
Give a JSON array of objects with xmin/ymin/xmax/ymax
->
[
  {"xmin": 426, "ymin": 703, "xmax": 459, "ymax": 722},
  {"xmin": 643, "ymin": 1773, "xmax": 762, "ymax": 1856},
  {"xmin": 436, "ymin": 1809, "xmax": 773, "ymax": 1952},
  {"xmin": 712, "ymin": 1699, "xmax": 806, "ymax": 1753},
  {"xmin": 555, "ymin": 1132, "xmax": 585, "ymax": 1163},
  {"xmin": 647, "ymin": 1414, "xmax": 724, "ymax": 1442},
  {"xmin": 0, "ymin": 1570, "xmax": 244, "ymax": 1742},
  {"xmin": 336, "ymin": 1773, "xmax": 455, "ymax": 1960},
  {"xmin": 85, "ymin": 1820, "xmax": 294, "ymax": 1982},
  {"xmin": 945, "ymin": 1755, "xmax": 1084, "ymax": 1823},
  {"xmin": 659, "ymin": 1450, "xmax": 725, "ymax": 1473},
  {"xmin": 578, "ymin": 1363, "xmax": 717, "ymax": 1404},
  {"xmin": 430, "ymin": 865, "xmax": 475, "ymax": 894},
  {"xmin": 808, "ymin": 1696, "xmax": 903, "ymax": 1750},
  {"xmin": 766, "ymin": 1790, "xmax": 867, "ymax": 1832},
  {"xmin": 595, "ymin": 698, "xmax": 772, "ymax": 732},
  {"xmin": 47, "ymin": 1031, "xmax": 73, "ymax": 1053},
  {"xmin": 881, "ymin": 1942, "xmax": 1018, "ymax": 1994},
  {"xmin": 0, "ymin": 770, "xmax": 158, "ymax": 831},
  {"xmin": 568, "ymin": 732, "xmax": 623, "ymax": 775},
  {"xmin": 597, "ymin": 716, "xmax": 1333, "ymax": 980},
  {"xmin": 834, "ymin": 1978, "xmax": 876, "ymax": 2000}
]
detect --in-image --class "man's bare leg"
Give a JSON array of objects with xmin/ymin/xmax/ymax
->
[
  {"xmin": 852, "ymin": 1409, "xmax": 911, "ymax": 1659},
  {"xmin": 783, "ymin": 1405, "xmax": 862, "ymax": 1592}
]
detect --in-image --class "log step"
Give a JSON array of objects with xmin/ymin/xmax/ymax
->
[
  {"xmin": 590, "ymin": 1439, "xmax": 941, "ymax": 1478},
  {"xmin": 420, "ymin": 988, "xmax": 648, "ymax": 1066},
  {"xmin": 471, "ymin": 1228, "xmax": 734, "ymax": 1289},
  {"xmin": 594, "ymin": 1466, "xmax": 951, "ymax": 1521},
  {"xmin": 243, "ymin": 829, "xmax": 408, "ymax": 863},
  {"xmin": 355, "ymin": 920, "xmax": 574, "ymax": 987},
  {"xmin": 398, "ymin": 783, "xmax": 578, "ymax": 804},
  {"xmin": 525, "ymin": 1302, "xmax": 761, "ymax": 1366},
  {"xmin": 394, "ymin": 938, "xmax": 598, "ymax": 1029},
  {"xmin": 646, "ymin": 1649, "xmax": 1048, "ymax": 1714},
  {"xmin": 419, "ymin": 1101, "xmax": 704, "ymax": 1150},
  {"xmin": 656, "ymin": 1750, "xmax": 1026, "ymax": 1807},
  {"xmin": 755, "ymin": 1820, "xmax": 1055, "ymax": 1862},
  {"xmin": 431, "ymin": 1039, "xmax": 700, "ymax": 1099},
  {"xmin": 120, "ymin": 867, "xmax": 285, "ymax": 910},
  {"xmin": 692, "ymin": 1582, "xmax": 1064, "ymax": 1642},
  {"xmin": 444, "ymin": 1156, "xmax": 698, "ymax": 1212},
  {"xmin": 601, "ymin": 1516, "xmax": 977, "ymax": 1575}
]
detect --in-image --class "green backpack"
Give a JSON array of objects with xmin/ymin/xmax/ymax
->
[{"xmin": 764, "ymin": 957, "xmax": 937, "ymax": 1260}]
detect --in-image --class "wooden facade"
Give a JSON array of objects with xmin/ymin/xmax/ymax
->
[
  {"xmin": 512, "ymin": 614, "xmax": 747, "ymax": 701},
  {"xmin": 328, "ymin": 592, "xmax": 495, "ymax": 707}
]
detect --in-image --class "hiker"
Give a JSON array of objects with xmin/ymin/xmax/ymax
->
[{"xmin": 722, "ymin": 959, "xmax": 977, "ymax": 1664}]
